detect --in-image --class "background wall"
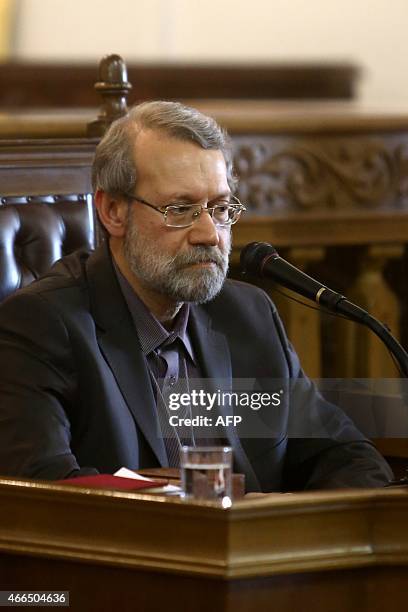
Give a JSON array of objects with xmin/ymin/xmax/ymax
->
[
  {"xmin": 0, "ymin": 0, "xmax": 14, "ymax": 60},
  {"xmin": 6, "ymin": 0, "xmax": 408, "ymax": 105}
]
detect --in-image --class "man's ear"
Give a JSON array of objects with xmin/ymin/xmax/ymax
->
[{"xmin": 94, "ymin": 190, "xmax": 128, "ymax": 238}]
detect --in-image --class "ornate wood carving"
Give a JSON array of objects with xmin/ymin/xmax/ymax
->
[{"xmin": 233, "ymin": 136, "xmax": 408, "ymax": 213}]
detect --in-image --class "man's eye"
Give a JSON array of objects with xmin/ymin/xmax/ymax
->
[
  {"xmin": 215, "ymin": 198, "xmax": 232, "ymax": 207},
  {"xmin": 172, "ymin": 206, "xmax": 192, "ymax": 215}
]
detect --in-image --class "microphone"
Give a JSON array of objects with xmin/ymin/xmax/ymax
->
[
  {"xmin": 240, "ymin": 241, "xmax": 368, "ymax": 324},
  {"xmin": 240, "ymin": 241, "xmax": 408, "ymax": 377}
]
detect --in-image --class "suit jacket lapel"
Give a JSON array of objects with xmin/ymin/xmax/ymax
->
[
  {"xmin": 86, "ymin": 243, "xmax": 168, "ymax": 467},
  {"xmin": 189, "ymin": 304, "xmax": 231, "ymax": 381},
  {"xmin": 189, "ymin": 306, "xmax": 261, "ymax": 491}
]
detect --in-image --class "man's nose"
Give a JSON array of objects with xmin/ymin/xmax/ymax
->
[{"xmin": 188, "ymin": 209, "xmax": 220, "ymax": 246}]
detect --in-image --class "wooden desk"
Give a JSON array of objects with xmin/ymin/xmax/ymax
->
[{"xmin": 1, "ymin": 477, "xmax": 408, "ymax": 611}]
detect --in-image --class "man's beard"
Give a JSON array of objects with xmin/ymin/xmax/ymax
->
[{"xmin": 123, "ymin": 215, "xmax": 231, "ymax": 304}]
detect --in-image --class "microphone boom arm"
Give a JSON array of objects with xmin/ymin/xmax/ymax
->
[{"xmin": 241, "ymin": 242, "xmax": 408, "ymax": 378}]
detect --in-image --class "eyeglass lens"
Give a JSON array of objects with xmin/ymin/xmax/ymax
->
[{"xmin": 166, "ymin": 205, "xmax": 241, "ymax": 227}]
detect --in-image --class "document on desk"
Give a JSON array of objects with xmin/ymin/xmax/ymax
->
[
  {"xmin": 56, "ymin": 467, "xmax": 181, "ymax": 493},
  {"xmin": 114, "ymin": 467, "xmax": 182, "ymax": 495}
]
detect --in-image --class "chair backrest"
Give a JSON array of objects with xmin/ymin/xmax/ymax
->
[
  {"xmin": 0, "ymin": 54, "xmax": 132, "ymax": 303},
  {"xmin": 0, "ymin": 135, "xmax": 98, "ymax": 303},
  {"xmin": 0, "ymin": 193, "xmax": 95, "ymax": 303}
]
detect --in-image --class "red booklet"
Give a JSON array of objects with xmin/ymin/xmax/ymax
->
[{"xmin": 56, "ymin": 474, "xmax": 167, "ymax": 491}]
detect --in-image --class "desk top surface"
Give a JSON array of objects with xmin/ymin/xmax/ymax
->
[{"xmin": 0, "ymin": 476, "xmax": 407, "ymax": 579}]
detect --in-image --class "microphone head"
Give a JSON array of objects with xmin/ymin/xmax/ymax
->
[{"xmin": 240, "ymin": 242, "xmax": 278, "ymax": 276}]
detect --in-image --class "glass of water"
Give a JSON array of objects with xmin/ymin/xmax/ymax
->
[{"xmin": 180, "ymin": 446, "xmax": 232, "ymax": 506}]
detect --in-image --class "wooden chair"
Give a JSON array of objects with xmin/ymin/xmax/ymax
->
[{"xmin": 0, "ymin": 54, "xmax": 132, "ymax": 303}]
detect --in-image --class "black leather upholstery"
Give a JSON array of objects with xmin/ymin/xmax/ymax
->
[{"xmin": 0, "ymin": 194, "xmax": 95, "ymax": 302}]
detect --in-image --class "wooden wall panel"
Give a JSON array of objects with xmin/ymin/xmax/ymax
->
[{"xmin": 0, "ymin": 62, "xmax": 358, "ymax": 109}]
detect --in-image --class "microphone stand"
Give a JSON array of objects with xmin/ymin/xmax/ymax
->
[
  {"xmin": 241, "ymin": 242, "xmax": 408, "ymax": 376},
  {"xmin": 359, "ymin": 316, "xmax": 408, "ymax": 486},
  {"xmin": 358, "ymin": 313, "xmax": 408, "ymax": 379},
  {"xmin": 311, "ymin": 302, "xmax": 408, "ymax": 487},
  {"xmin": 240, "ymin": 241, "xmax": 408, "ymax": 485},
  {"xmin": 293, "ymin": 300, "xmax": 408, "ymax": 486}
]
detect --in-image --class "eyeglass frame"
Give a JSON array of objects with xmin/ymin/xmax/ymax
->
[{"xmin": 122, "ymin": 192, "xmax": 246, "ymax": 228}]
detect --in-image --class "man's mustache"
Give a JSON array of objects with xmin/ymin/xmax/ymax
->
[{"xmin": 171, "ymin": 246, "xmax": 228, "ymax": 269}]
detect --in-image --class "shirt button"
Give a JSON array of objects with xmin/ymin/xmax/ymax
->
[{"xmin": 169, "ymin": 376, "xmax": 176, "ymax": 386}]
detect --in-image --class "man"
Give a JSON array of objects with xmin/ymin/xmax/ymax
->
[{"xmin": 0, "ymin": 101, "xmax": 392, "ymax": 490}]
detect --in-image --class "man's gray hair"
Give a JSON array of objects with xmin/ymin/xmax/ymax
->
[{"xmin": 92, "ymin": 100, "xmax": 236, "ymax": 196}]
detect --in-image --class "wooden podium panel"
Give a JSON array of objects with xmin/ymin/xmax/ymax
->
[{"xmin": 1, "ymin": 478, "xmax": 408, "ymax": 611}]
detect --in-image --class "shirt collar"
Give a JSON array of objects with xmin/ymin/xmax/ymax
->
[{"xmin": 112, "ymin": 256, "xmax": 194, "ymax": 361}]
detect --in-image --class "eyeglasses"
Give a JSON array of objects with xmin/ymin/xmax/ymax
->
[{"xmin": 123, "ymin": 193, "xmax": 246, "ymax": 228}]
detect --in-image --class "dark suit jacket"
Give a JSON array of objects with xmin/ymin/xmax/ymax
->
[{"xmin": 0, "ymin": 242, "xmax": 393, "ymax": 490}]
